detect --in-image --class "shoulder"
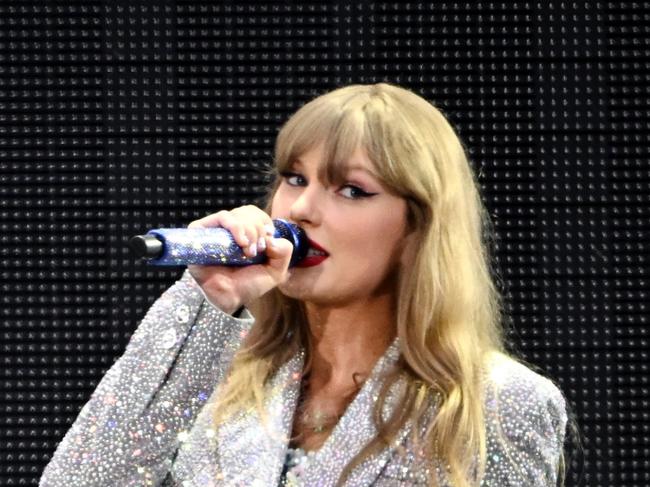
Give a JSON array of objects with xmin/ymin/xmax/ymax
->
[
  {"xmin": 483, "ymin": 351, "xmax": 566, "ymax": 414},
  {"xmin": 480, "ymin": 351, "xmax": 568, "ymax": 485}
]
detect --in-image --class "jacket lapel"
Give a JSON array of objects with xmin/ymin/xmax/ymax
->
[
  {"xmin": 299, "ymin": 339, "xmax": 414, "ymax": 486},
  {"xmin": 213, "ymin": 349, "xmax": 304, "ymax": 486},
  {"xmin": 212, "ymin": 338, "xmax": 417, "ymax": 486}
]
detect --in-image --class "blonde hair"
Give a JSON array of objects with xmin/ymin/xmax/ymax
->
[{"xmin": 211, "ymin": 83, "xmax": 565, "ymax": 485}]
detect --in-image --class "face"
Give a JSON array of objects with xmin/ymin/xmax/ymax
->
[{"xmin": 270, "ymin": 143, "xmax": 411, "ymax": 308}]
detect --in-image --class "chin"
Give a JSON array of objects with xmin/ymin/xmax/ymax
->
[
  {"xmin": 278, "ymin": 280, "xmax": 332, "ymax": 304},
  {"xmin": 277, "ymin": 281, "xmax": 314, "ymax": 301},
  {"xmin": 279, "ymin": 284, "xmax": 356, "ymax": 309}
]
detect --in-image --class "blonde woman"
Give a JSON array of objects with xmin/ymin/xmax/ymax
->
[{"xmin": 41, "ymin": 83, "xmax": 568, "ymax": 486}]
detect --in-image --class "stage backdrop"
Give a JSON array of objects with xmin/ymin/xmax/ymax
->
[{"xmin": 1, "ymin": 1, "xmax": 647, "ymax": 485}]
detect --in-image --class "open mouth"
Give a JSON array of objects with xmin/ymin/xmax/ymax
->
[
  {"xmin": 296, "ymin": 239, "xmax": 329, "ymax": 267},
  {"xmin": 306, "ymin": 247, "xmax": 328, "ymax": 257}
]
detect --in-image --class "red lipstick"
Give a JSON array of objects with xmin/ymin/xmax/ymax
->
[{"xmin": 296, "ymin": 238, "xmax": 329, "ymax": 268}]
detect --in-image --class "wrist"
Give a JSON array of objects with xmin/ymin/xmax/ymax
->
[
  {"xmin": 190, "ymin": 277, "xmax": 242, "ymax": 316},
  {"xmin": 201, "ymin": 289, "xmax": 242, "ymax": 316}
]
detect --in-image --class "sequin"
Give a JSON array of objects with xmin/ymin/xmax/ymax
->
[{"xmin": 40, "ymin": 269, "xmax": 568, "ymax": 487}]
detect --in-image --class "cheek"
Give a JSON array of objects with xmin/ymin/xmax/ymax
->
[
  {"xmin": 348, "ymin": 219, "xmax": 403, "ymax": 263},
  {"xmin": 362, "ymin": 214, "xmax": 409, "ymax": 267}
]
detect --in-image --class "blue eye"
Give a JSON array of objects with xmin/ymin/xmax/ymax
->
[
  {"xmin": 339, "ymin": 185, "xmax": 376, "ymax": 199},
  {"xmin": 280, "ymin": 171, "xmax": 306, "ymax": 186}
]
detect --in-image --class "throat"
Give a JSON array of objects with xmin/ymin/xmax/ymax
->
[{"xmin": 290, "ymin": 373, "xmax": 365, "ymax": 452}]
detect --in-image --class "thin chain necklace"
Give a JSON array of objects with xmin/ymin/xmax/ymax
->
[{"xmin": 295, "ymin": 372, "xmax": 366, "ymax": 435}]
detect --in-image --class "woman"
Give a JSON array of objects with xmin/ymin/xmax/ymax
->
[{"xmin": 40, "ymin": 83, "xmax": 568, "ymax": 486}]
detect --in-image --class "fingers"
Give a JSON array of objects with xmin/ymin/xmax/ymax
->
[
  {"xmin": 188, "ymin": 206, "xmax": 275, "ymax": 258},
  {"xmin": 263, "ymin": 235, "xmax": 294, "ymax": 274},
  {"xmin": 256, "ymin": 223, "xmax": 276, "ymax": 253}
]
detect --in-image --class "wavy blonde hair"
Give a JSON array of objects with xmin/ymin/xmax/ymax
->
[{"xmin": 211, "ymin": 83, "xmax": 565, "ymax": 486}]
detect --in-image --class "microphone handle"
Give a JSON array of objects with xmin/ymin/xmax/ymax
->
[{"xmin": 128, "ymin": 219, "xmax": 308, "ymax": 267}]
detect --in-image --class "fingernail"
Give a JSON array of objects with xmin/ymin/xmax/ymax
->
[
  {"xmin": 258, "ymin": 237, "xmax": 266, "ymax": 251},
  {"xmin": 248, "ymin": 243, "xmax": 257, "ymax": 256},
  {"xmin": 264, "ymin": 224, "xmax": 275, "ymax": 236},
  {"xmin": 269, "ymin": 237, "xmax": 279, "ymax": 249}
]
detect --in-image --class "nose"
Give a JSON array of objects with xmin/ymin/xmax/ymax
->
[{"xmin": 289, "ymin": 184, "xmax": 322, "ymax": 226}]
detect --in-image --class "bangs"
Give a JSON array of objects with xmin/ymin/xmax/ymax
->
[
  {"xmin": 274, "ymin": 94, "xmax": 370, "ymax": 185},
  {"xmin": 271, "ymin": 84, "xmax": 425, "ymax": 205}
]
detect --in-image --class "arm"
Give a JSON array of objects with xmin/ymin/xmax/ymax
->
[
  {"xmin": 39, "ymin": 269, "xmax": 254, "ymax": 487},
  {"xmin": 482, "ymin": 359, "xmax": 568, "ymax": 486}
]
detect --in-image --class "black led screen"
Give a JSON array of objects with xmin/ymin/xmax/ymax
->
[{"xmin": 0, "ymin": 1, "xmax": 648, "ymax": 485}]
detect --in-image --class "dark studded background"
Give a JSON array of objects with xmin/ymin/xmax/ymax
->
[{"xmin": 1, "ymin": 1, "xmax": 648, "ymax": 485}]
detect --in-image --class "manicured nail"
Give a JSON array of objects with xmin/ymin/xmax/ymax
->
[
  {"xmin": 258, "ymin": 237, "xmax": 266, "ymax": 251},
  {"xmin": 248, "ymin": 243, "xmax": 257, "ymax": 257},
  {"xmin": 264, "ymin": 224, "xmax": 275, "ymax": 236},
  {"xmin": 269, "ymin": 237, "xmax": 279, "ymax": 249}
]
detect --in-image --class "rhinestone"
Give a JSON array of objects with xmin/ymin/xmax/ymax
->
[
  {"xmin": 160, "ymin": 328, "xmax": 177, "ymax": 349},
  {"xmin": 175, "ymin": 304, "xmax": 191, "ymax": 324}
]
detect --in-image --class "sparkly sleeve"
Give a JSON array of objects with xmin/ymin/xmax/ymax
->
[
  {"xmin": 39, "ymin": 269, "xmax": 254, "ymax": 487},
  {"xmin": 482, "ymin": 362, "xmax": 568, "ymax": 486}
]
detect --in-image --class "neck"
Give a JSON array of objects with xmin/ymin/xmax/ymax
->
[{"xmin": 303, "ymin": 290, "xmax": 397, "ymax": 387}]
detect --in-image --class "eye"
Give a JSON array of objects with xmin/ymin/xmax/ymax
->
[
  {"xmin": 338, "ymin": 184, "xmax": 377, "ymax": 199},
  {"xmin": 279, "ymin": 171, "xmax": 306, "ymax": 187}
]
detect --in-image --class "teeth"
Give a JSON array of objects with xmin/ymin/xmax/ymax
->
[{"xmin": 307, "ymin": 248, "xmax": 327, "ymax": 257}]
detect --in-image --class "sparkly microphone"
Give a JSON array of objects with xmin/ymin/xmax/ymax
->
[{"xmin": 128, "ymin": 219, "xmax": 308, "ymax": 267}]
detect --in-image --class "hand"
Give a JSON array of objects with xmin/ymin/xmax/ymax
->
[{"xmin": 186, "ymin": 205, "xmax": 294, "ymax": 315}]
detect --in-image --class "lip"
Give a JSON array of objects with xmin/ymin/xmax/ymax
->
[
  {"xmin": 307, "ymin": 238, "xmax": 328, "ymax": 254},
  {"xmin": 296, "ymin": 255, "xmax": 328, "ymax": 267},
  {"xmin": 295, "ymin": 238, "xmax": 329, "ymax": 268}
]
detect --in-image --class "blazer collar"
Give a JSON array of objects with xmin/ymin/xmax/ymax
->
[
  {"xmin": 214, "ymin": 338, "xmax": 410, "ymax": 486},
  {"xmin": 299, "ymin": 338, "xmax": 412, "ymax": 486},
  {"xmin": 214, "ymin": 349, "xmax": 305, "ymax": 486}
]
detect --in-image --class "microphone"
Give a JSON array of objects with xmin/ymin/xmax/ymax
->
[{"xmin": 128, "ymin": 219, "xmax": 308, "ymax": 267}]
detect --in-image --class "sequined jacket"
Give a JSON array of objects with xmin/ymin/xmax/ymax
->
[{"xmin": 40, "ymin": 270, "xmax": 568, "ymax": 487}]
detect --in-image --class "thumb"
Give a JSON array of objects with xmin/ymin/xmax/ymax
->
[{"xmin": 264, "ymin": 236, "xmax": 294, "ymax": 273}]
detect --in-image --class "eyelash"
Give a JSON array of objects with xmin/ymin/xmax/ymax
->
[
  {"xmin": 279, "ymin": 171, "xmax": 376, "ymax": 200},
  {"xmin": 280, "ymin": 171, "xmax": 306, "ymax": 187}
]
